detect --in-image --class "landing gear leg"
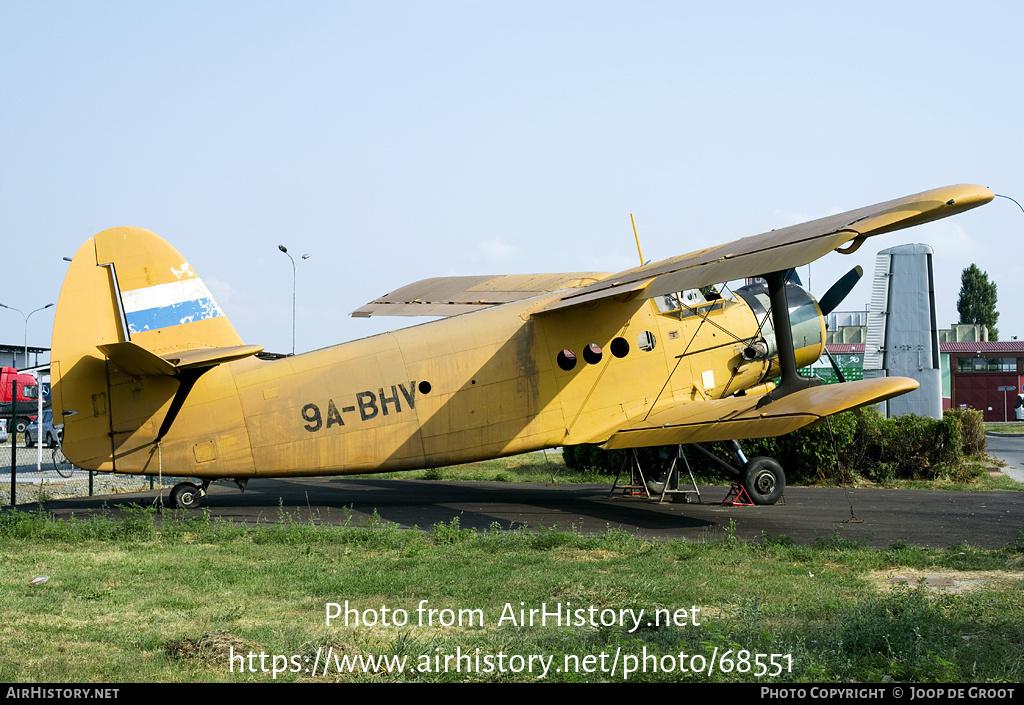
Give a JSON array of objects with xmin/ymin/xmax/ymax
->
[{"xmin": 688, "ymin": 441, "xmax": 786, "ymax": 506}]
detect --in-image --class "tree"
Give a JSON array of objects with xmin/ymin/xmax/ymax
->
[{"xmin": 956, "ymin": 264, "xmax": 999, "ymax": 340}]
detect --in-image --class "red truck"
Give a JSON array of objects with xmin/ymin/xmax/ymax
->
[{"xmin": 0, "ymin": 367, "xmax": 40, "ymax": 434}]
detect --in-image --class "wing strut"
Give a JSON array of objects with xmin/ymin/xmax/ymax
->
[
  {"xmin": 756, "ymin": 269, "xmax": 821, "ymax": 408},
  {"xmin": 155, "ymin": 367, "xmax": 210, "ymax": 442}
]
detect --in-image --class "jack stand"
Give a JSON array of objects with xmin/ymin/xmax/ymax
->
[
  {"xmin": 650, "ymin": 445, "xmax": 702, "ymax": 504},
  {"xmin": 609, "ymin": 449, "xmax": 650, "ymax": 497},
  {"xmin": 609, "ymin": 446, "xmax": 703, "ymax": 504},
  {"xmin": 722, "ymin": 484, "xmax": 754, "ymax": 506}
]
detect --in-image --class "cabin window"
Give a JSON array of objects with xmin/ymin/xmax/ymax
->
[
  {"xmin": 557, "ymin": 349, "xmax": 577, "ymax": 371},
  {"xmin": 610, "ymin": 337, "xmax": 629, "ymax": 358},
  {"xmin": 637, "ymin": 331, "xmax": 656, "ymax": 352},
  {"xmin": 583, "ymin": 344, "xmax": 602, "ymax": 364}
]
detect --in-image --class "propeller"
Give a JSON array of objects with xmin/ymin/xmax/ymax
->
[
  {"xmin": 823, "ymin": 346, "xmax": 847, "ymax": 384},
  {"xmin": 817, "ymin": 265, "xmax": 863, "ymax": 316},
  {"xmin": 816, "ymin": 265, "xmax": 864, "ymax": 384}
]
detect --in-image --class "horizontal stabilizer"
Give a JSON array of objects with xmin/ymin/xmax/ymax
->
[
  {"xmin": 601, "ymin": 377, "xmax": 918, "ymax": 449},
  {"xmin": 352, "ymin": 273, "xmax": 607, "ymax": 317},
  {"xmin": 98, "ymin": 341, "xmax": 264, "ymax": 377},
  {"xmin": 161, "ymin": 345, "xmax": 265, "ymax": 369}
]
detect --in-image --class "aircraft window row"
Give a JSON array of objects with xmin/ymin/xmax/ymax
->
[
  {"xmin": 654, "ymin": 285, "xmax": 737, "ymax": 320},
  {"xmin": 557, "ymin": 333, "xmax": 656, "ymax": 371}
]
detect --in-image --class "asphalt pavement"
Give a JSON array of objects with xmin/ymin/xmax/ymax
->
[
  {"xmin": 984, "ymin": 431, "xmax": 1024, "ymax": 484},
  {"xmin": 25, "ymin": 475, "xmax": 1022, "ymax": 550},
  {"xmin": 9, "ymin": 434, "xmax": 1023, "ymax": 550}
]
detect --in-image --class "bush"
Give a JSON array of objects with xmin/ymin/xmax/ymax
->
[
  {"xmin": 768, "ymin": 412, "xmax": 857, "ymax": 482},
  {"xmin": 562, "ymin": 444, "xmax": 625, "ymax": 475},
  {"xmin": 944, "ymin": 407, "xmax": 986, "ymax": 458},
  {"xmin": 846, "ymin": 407, "xmax": 966, "ymax": 481},
  {"xmin": 563, "ymin": 406, "xmax": 987, "ymax": 486}
]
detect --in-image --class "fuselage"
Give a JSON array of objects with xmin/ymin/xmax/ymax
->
[
  {"xmin": 55, "ymin": 185, "xmax": 998, "ymax": 481},
  {"xmin": 84, "ymin": 284, "xmax": 823, "ymax": 479}
]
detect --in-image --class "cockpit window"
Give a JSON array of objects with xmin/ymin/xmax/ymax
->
[{"xmin": 653, "ymin": 285, "xmax": 736, "ymax": 319}]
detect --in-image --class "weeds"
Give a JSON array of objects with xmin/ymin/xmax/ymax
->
[{"xmin": 431, "ymin": 516, "xmax": 475, "ymax": 544}]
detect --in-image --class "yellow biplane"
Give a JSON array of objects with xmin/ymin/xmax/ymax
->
[{"xmin": 51, "ymin": 184, "xmax": 993, "ymax": 508}]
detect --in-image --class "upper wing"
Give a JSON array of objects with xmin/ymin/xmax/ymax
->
[
  {"xmin": 543, "ymin": 184, "xmax": 993, "ymax": 313},
  {"xmin": 351, "ymin": 185, "xmax": 992, "ymax": 319},
  {"xmin": 352, "ymin": 273, "xmax": 607, "ymax": 317},
  {"xmin": 601, "ymin": 377, "xmax": 918, "ymax": 449}
]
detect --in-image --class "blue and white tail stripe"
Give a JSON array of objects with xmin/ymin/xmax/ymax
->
[{"xmin": 121, "ymin": 278, "xmax": 224, "ymax": 334}]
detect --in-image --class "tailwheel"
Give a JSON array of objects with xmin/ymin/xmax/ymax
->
[
  {"xmin": 741, "ymin": 457, "xmax": 785, "ymax": 505},
  {"xmin": 169, "ymin": 482, "xmax": 204, "ymax": 510}
]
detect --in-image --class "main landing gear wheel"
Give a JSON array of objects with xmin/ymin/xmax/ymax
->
[
  {"xmin": 741, "ymin": 457, "xmax": 785, "ymax": 505},
  {"xmin": 169, "ymin": 482, "xmax": 203, "ymax": 510}
]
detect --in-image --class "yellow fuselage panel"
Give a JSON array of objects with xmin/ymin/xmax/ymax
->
[
  {"xmin": 95, "ymin": 291, "xmax": 821, "ymax": 479},
  {"xmin": 56, "ymin": 186, "xmax": 993, "ymax": 479}
]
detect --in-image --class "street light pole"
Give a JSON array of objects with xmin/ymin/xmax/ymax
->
[
  {"xmin": 278, "ymin": 246, "xmax": 310, "ymax": 355},
  {"xmin": 0, "ymin": 302, "xmax": 54, "ymax": 367}
]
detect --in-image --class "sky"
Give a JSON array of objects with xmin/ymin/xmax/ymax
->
[{"xmin": 2, "ymin": 1, "xmax": 1022, "ymax": 358}]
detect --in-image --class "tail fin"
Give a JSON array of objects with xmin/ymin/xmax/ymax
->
[
  {"xmin": 52, "ymin": 227, "xmax": 261, "ymax": 470},
  {"xmin": 93, "ymin": 226, "xmax": 244, "ymax": 351}
]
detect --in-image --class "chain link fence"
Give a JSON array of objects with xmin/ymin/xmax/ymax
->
[{"xmin": 2, "ymin": 436, "xmax": 177, "ymax": 507}]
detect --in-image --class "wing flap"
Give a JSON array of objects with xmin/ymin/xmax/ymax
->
[
  {"xmin": 543, "ymin": 184, "xmax": 993, "ymax": 314},
  {"xmin": 601, "ymin": 377, "xmax": 919, "ymax": 449}
]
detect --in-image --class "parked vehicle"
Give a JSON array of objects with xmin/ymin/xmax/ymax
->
[
  {"xmin": 0, "ymin": 367, "xmax": 40, "ymax": 433},
  {"xmin": 25, "ymin": 409, "xmax": 62, "ymax": 448}
]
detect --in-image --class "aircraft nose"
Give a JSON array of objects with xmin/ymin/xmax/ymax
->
[{"xmin": 735, "ymin": 278, "xmax": 824, "ymax": 362}]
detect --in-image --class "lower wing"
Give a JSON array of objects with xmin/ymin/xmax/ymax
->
[{"xmin": 601, "ymin": 377, "xmax": 918, "ymax": 449}]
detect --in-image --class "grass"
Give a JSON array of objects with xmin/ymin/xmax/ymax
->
[
  {"xmin": 1, "ymin": 507, "xmax": 1022, "ymax": 683},
  {"xmin": 817, "ymin": 459, "xmax": 1022, "ymax": 492},
  {"xmin": 868, "ymin": 469, "xmax": 1023, "ymax": 492},
  {"xmin": 344, "ymin": 452, "xmax": 612, "ymax": 484},
  {"xmin": 985, "ymin": 423, "xmax": 1024, "ymax": 434}
]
